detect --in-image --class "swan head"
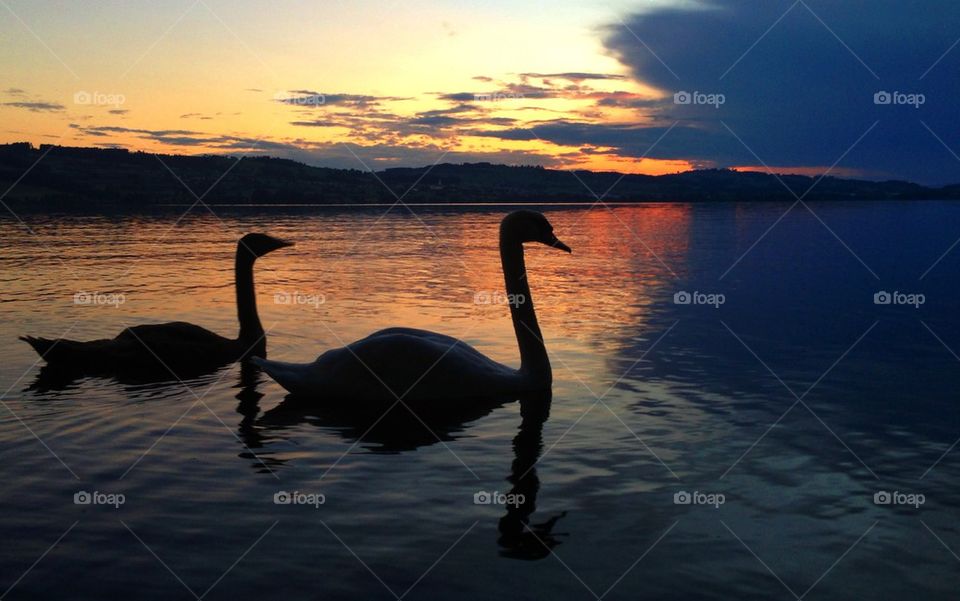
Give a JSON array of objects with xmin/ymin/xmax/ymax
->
[
  {"xmin": 239, "ymin": 233, "xmax": 294, "ymax": 258},
  {"xmin": 501, "ymin": 210, "xmax": 571, "ymax": 253}
]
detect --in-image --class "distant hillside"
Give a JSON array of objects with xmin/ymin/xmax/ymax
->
[{"xmin": 1, "ymin": 142, "xmax": 957, "ymax": 207}]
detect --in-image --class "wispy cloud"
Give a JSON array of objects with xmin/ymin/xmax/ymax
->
[
  {"xmin": 520, "ymin": 72, "xmax": 628, "ymax": 82},
  {"xmin": 3, "ymin": 101, "xmax": 65, "ymax": 112}
]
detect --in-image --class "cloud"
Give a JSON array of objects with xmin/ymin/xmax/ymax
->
[
  {"xmin": 434, "ymin": 92, "xmax": 479, "ymax": 102},
  {"xmin": 279, "ymin": 143, "xmax": 560, "ymax": 171},
  {"xmin": 72, "ymin": 125, "xmax": 206, "ymax": 146},
  {"xmin": 277, "ymin": 76, "xmax": 656, "ymax": 156},
  {"xmin": 275, "ymin": 91, "xmax": 409, "ymax": 108},
  {"xmin": 108, "ymin": 109, "xmax": 129, "ymax": 115},
  {"xmin": 289, "ymin": 119, "xmax": 343, "ymax": 128},
  {"xmin": 3, "ymin": 88, "xmax": 27, "ymax": 96},
  {"xmin": 76, "ymin": 125, "xmax": 197, "ymax": 136},
  {"xmin": 473, "ymin": 119, "xmax": 729, "ymax": 166},
  {"xmin": 434, "ymin": 84, "xmax": 558, "ymax": 102},
  {"xmin": 520, "ymin": 72, "xmax": 628, "ymax": 82},
  {"xmin": 603, "ymin": 0, "xmax": 960, "ymax": 184},
  {"xmin": 3, "ymin": 101, "xmax": 65, "ymax": 112}
]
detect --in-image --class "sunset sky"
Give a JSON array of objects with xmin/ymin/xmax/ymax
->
[{"xmin": 2, "ymin": 0, "xmax": 959, "ymax": 183}]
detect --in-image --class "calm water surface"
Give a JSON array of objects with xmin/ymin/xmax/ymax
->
[{"xmin": 2, "ymin": 202, "xmax": 960, "ymax": 600}]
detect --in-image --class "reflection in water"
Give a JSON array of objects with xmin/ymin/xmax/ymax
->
[
  {"xmin": 234, "ymin": 362, "xmax": 285, "ymax": 472},
  {"xmin": 497, "ymin": 392, "xmax": 568, "ymax": 560},
  {"xmin": 26, "ymin": 360, "xmax": 229, "ymax": 392},
  {"xmin": 6, "ymin": 206, "xmax": 960, "ymax": 598},
  {"xmin": 244, "ymin": 388, "xmax": 513, "ymax": 454},
  {"xmin": 234, "ymin": 366, "xmax": 568, "ymax": 560}
]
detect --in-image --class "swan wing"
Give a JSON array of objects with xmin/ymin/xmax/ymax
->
[
  {"xmin": 257, "ymin": 332, "xmax": 516, "ymax": 401},
  {"xmin": 115, "ymin": 322, "xmax": 231, "ymax": 346},
  {"xmin": 358, "ymin": 328, "xmax": 500, "ymax": 365},
  {"xmin": 359, "ymin": 327, "xmax": 459, "ymax": 344}
]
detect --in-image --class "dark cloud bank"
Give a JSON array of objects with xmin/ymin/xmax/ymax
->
[{"xmin": 594, "ymin": 0, "xmax": 960, "ymax": 184}]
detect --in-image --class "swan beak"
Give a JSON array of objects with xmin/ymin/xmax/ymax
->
[
  {"xmin": 277, "ymin": 239, "xmax": 295, "ymax": 248},
  {"xmin": 550, "ymin": 237, "xmax": 572, "ymax": 253}
]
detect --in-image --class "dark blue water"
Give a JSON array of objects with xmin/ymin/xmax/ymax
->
[{"xmin": 1, "ymin": 201, "xmax": 959, "ymax": 600}]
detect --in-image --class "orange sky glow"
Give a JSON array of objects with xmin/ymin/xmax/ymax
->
[{"xmin": 0, "ymin": 0, "xmax": 869, "ymax": 179}]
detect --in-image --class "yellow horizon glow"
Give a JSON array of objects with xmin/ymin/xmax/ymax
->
[{"xmin": 0, "ymin": 0, "xmax": 706, "ymax": 176}]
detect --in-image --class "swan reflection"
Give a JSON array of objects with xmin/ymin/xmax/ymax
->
[
  {"xmin": 497, "ymin": 392, "xmax": 568, "ymax": 560},
  {"xmin": 242, "ymin": 390, "xmax": 514, "ymax": 454},
  {"xmin": 234, "ymin": 368, "xmax": 568, "ymax": 559}
]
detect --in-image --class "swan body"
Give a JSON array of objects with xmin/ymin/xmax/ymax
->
[
  {"xmin": 255, "ymin": 327, "xmax": 522, "ymax": 401},
  {"xmin": 22, "ymin": 323, "xmax": 235, "ymax": 370},
  {"xmin": 21, "ymin": 233, "xmax": 292, "ymax": 376},
  {"xmin": 254, "ymin": 211, "xmax": 571, "ymax": 402}
]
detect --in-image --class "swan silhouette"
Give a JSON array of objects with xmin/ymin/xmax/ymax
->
[
  {"xmin": 21, "ymin": 233, "xmax": 292, "ymax": 377},
  {"xmin": 253, "ymin": 210, "xmax": 571, "ymax": 401}
]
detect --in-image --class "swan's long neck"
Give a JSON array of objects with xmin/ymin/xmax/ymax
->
[
  {"xmin": 501, "ymin": 231, "xmax": 551, "ymax": 384},
  {"xmin": 235, "ymin": 250, "xmax": 263, "ymax": 342}
]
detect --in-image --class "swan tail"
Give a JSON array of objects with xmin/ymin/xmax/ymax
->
[
  {"xmin": 20, "ymin": 336, "xmax": 60, "ymax": 358},
  {"xmin": 250, "ymin": 357, "xmax": 315, "ymax": 395},
  {"xmin": 20, "ymin": 336, "xmax": 104, "ymax": 364}
]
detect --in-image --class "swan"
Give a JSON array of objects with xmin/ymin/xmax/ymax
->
[
  {"xmin": 253, "ymin": 210, "xmax": 571, "ymax": 402},
  {"xmin": 21, "ymin": 233, "xmax": 292, "ymax": 376}
]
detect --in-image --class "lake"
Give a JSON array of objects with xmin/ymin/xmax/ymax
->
[{"xmin": 2, "ymin": 201, "xmax": 960, "ymax": 600}]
